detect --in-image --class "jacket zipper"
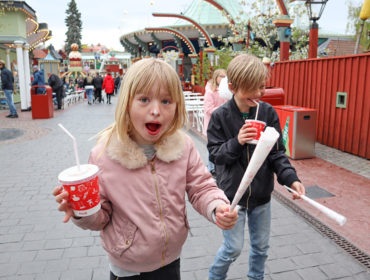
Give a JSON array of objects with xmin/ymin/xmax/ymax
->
[
  {"xmin": 246, "ymin": 146, "xmax": 252, "ymax": 209},
  {"xmin": 150, "ymin": 160, "xmax": 168, "ymax": 267}
]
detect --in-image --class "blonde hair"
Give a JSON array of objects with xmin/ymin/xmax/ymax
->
[
  {"xmin": 97, "ymin": 58, "xmax": 187, "ymax": 146},
  {"xmin": 210, "ymin": 68, "xmax": 226, "ymax": 91},
  {"xmin": 227, "ymin": 54, "xmax": 268, "ymax": 93}
]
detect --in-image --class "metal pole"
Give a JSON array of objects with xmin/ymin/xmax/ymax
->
[
  {"xmin": 308, "ymin": 21, "xmax": 319, "ymax": 59},
  {"xmin": 354, "ymin": 20, "xmax": 365, "ymax": 54}
]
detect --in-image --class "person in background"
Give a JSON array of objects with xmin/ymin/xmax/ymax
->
[
  {"xmin": 77, "ymin": 76, "xmax": 84, "ymax": 89},
  {"xmin": 32, "ymin": 65, "xmax": 46, "ymax": 94},
  {"xmin": 114, "ymin": 74, "xmax": 121, "ymax": 95},
  {"xmin": 102, "ymin": 72, "xmax": 114, "ymax": 104},
  {"xmin": 207, "ymin": 54, "xmax": 305, "ymax": 280},
  {"xmin": 204, "ymin": 68, "xmax": 227, "ymax": 177},
  {"xmin": 53, "ymin": 58, "xmax": 238, "ymax": 279},
  {"xmin": 93, "ymin": 73, "xmax": 104, "ymax": 103},
  {"xmin": 47, "ymin": 72, "xmax": 65, "ymax": 110},
  {"xmin": 83, "ymin": 73, "xmax": 94, "ymax": 105},
  {"xmin": 0, "ymin": 59, "xmax": 18, "ymax": 118}
]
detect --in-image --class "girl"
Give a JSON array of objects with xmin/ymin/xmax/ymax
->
[
  {"xmin": 203, "ymin": 69, "xmax": 227, "ymax": 176},
  {"xmin": 53, "ymin": 58, "xmax": 238, "ymax": 280},
  {"xmin": 204, "ymin": 69, "xmax": 227, "ymax": 134}
]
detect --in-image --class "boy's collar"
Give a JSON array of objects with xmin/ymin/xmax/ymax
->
[{"xmin": 231, "ymin": 95, "xmax": 257, "ymax": 118}]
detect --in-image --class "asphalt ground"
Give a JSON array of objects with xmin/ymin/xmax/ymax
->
[{"xmin": 0, "ymin": 96, "xmax": 369, "ymax": 279}]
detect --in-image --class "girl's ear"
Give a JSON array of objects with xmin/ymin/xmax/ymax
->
[{"xmin": 228, "ymin": 83, "xmax": 236, "ymax": 94}]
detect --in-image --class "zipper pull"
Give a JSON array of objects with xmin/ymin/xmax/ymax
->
[{"xmin": 150, "ymin": 160, "xmax": 155, "ymax": 173}]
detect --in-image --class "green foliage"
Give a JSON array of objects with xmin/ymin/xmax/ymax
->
[
  {"xmin": 65, "ymin": 0, "xmax": 83, "ymax": 53},
  {"xmin": 347, "ymin": 0, "xmax": 370, "ymax": 50},
  {"xmin": 224, "ymin": 0, "xmax": 309, "ymax": 61}
]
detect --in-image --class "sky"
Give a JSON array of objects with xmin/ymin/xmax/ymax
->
[{"xmin": 25, "ymin": 0, "xmax": 357, "ymax": 51}]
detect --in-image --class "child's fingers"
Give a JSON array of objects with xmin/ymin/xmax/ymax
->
[
  {"xmin": 52, "ymin": 185, "xmax": 63, "ymax": 196},
  {"xmin": 55, "ymin": 191, "xmax": 69, "ymax": 204},
  {"xmin": 62, "ymin": 210, "xmax": 73, "ymax": 223},
  {"xmin": 215, "ymin": 216, "xmax": 237, "ymax": 229}
]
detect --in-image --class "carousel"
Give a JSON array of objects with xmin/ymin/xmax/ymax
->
[{"xmin": 61, "ymin": 43, "xmax": 86, "ymax": 79}]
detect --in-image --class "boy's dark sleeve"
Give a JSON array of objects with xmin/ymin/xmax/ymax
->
[
  {"xmin": 207, "ymin": 110, "xmax": 244, "ymax": 165},
  {"xmin": 267, "ymin": 107, "xmax": 300, "ymax": 187}
]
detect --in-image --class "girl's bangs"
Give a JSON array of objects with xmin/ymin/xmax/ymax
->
[{"xmin": 133, "ymin": 65, "xmax": 181, "ymax": 102}]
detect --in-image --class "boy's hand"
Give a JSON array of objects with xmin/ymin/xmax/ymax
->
[
  {"xmin": 214, "ymin": 204, "xmax": 238, "ymax": 230},
  {"xmin": 290, "ymin": 181, "xmax": 305, "ymax": 200},
  {"xmin": 52, "ymin": 186, "xmax": 74, "ymax": 223},
  {"xmin": 238, "ymin": 122, "xmax": 257, "ymax": 145}
]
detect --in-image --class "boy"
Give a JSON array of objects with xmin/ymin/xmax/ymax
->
[{"xmin": 207, "ymin": 54, "xmax": 305, "ymax": 280}]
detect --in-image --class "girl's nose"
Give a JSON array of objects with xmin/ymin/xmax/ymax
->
[
  {"xmin": 151, "ymin": 109, "xmax": 159, "ymax": 117},
  {"xmin": 151, "ymin": 102, "xmax": 160, "ymax": 117}
]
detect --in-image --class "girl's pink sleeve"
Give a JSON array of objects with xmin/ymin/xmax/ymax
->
[
  {"xmin": 185, "ymin": 137, "xmax": 229, "ymax": 222},
  {"xmin": 204, "ymin": 89, "xmax": 216, "ymax": 115}
]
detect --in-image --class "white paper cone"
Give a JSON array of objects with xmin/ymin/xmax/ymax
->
[{"xmin": 230, "ymin": 127, "xmax": 280, "ymax": 210}]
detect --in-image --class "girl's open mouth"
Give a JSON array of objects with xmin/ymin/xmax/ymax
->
[{"xmin": 145, "ymin": 122, "xmax": 161, "ymax": 135}]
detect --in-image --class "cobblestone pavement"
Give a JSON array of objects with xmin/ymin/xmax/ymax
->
[{"xmin": 0, "ymin": 98, "xmax": 369, "ymax": 279}]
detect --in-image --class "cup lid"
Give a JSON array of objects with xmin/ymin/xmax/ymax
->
[{"xmin": 58, "ymin": 164, "xmax": 99, "ymax": 183}]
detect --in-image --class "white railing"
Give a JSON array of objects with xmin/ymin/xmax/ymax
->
[{"xmin": 184, "ymin": 91, "xmax": 204, "ymax": 134}]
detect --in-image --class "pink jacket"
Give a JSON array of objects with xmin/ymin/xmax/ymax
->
[
  {"xmin": 73, "ymin": 130, "xmax": 229, "ymax": 272},
  {"xmin": 204, "ymin": 82, "xmax": 227, "ymax": 135}
]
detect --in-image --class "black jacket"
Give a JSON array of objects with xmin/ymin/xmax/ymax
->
[
  {"xmin": 93, "ymin": 76, "xmax": 103, "ymax": 89},
  {"xmin": 207, "ymin": 97, "xmax": 299, "ymax": 210},
  {"xmin": 1, "ymin": 67, "xmax": 14, "ymax": 90},
  {"xmin": 47, "ymin": 74, "xmax": 63, "ymax": 91}
]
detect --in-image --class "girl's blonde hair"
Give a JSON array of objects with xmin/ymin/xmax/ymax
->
[
  {"xmin": 227, "ymin": 54, "xmax": 268, "ymax": 92},
  {"xmin": 97, "ymin": 58, "xmax": 187, "ymax": 146},
  {"xmin": 210, "ymin": 68, "xmax": 226, "ymax": 91}
]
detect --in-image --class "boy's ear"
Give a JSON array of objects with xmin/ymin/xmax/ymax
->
[{"xmin": 228, "ymin": 83, "xmax": 236, "ymax": 94}]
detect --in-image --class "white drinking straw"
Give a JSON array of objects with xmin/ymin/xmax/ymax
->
[
  {"xmin": 283, "ymin": 185, "xmax": 347, "ymax": 226},
  {"xmin": 253, "ymin": 100, "xmax": 259, "ymax": 120},
  {"xmin": 58, "ymin": 123, "xmax": 81, "ymax": 171}
]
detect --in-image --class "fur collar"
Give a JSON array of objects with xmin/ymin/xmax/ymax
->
[{"xmin": 105, "ymin": 130, "xmax": 185, "ymax": 169}]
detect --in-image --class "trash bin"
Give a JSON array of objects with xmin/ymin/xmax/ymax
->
[
  {"xmin": 274, "ymin": 105, "xmax": 317, "ymax": 159},
  {"xmin": 261, "ymin": 87, "xmax": 284, "ymax": 106},
  {"xmin": 31, "ymin": 85, "xmax": 54, "ymax": 119}
]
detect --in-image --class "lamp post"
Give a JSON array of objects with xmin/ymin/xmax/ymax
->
[
  {"xmin": 198, "ymin": 36, "xmax": 206, "ymax": 86},
  {"xmin": 305, "ymin": 0, "xmax": 328, "ymax": 59},
  {"xmin": 177, "ymin": 53, "xmax": 184, "ymax": 82},
  {"xmin": 205, "ymin": 47, "xmax": 216, "ymax": 79}
]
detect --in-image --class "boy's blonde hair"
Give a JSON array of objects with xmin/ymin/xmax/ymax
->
[
  {"xmin": 210, "ymin": 68, "xmax": 226, "ymax": 91},
  {"xmin": 227, "ymin": 54, "xmax": 268, "ymax": 93},
  {"xmin": 98, "ymin": 58, "xmax": 187, "ymax": 145}
]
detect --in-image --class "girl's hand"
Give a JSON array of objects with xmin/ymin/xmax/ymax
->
[
  {"xmin": 52, "ymin": 186, "xmax": 74, "ymax": 223},
  {"xmin": 215, "ymin": 204, "xmax": 238, "ymax": 230},
  {"xmin": 290, "ymin": 181, "xmax": 305, "ymax": 200},
  {"xmin": 238, "ymin": 122, "xmax": 257, "ymax": 145}
]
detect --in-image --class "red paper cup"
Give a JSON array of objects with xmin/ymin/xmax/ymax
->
[
  {"xmin": 246, "ymin": 120, "xmax": 266, "ymax": 144},
  {"xmin": 58, "ymin": 164, "xmax": 100, "ymax": 217}
]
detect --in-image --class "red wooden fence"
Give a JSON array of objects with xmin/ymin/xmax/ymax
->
[{"xmin": 266, "ymin": 53, "xmax": 370, "ymax": 159}]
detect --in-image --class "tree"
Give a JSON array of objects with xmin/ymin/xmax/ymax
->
[
  {"xmin": 346, "ymin": 0, "xmax": 370, "ymax": 51},
  {"xmin": 219, "ymin": 0, "xmax": 310, "ymax": 61},
  {"xmin": 64, "ymin": 0, "xmax": 82, "ymax": 54}
]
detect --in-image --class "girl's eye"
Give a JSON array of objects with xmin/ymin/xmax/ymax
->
[
  {"xmin": 140, "ymin": 97, "xmax": 149, "ymax": 103},
  {"xmin": 162, "ymin": 99, "xmax": 171, "ymax": 105}
]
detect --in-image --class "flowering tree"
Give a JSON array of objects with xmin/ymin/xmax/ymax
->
[{"xmin": 219, "ymin": 0, "xmax": 310, "ymax": 61}]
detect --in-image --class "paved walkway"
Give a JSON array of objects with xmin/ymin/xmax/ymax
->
[{"xmin": 0, "ymin": 98, "xmax": 369, "ymax": 279}]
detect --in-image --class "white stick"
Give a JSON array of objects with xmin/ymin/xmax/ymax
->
[
  {"xmin": 58, "ymin": 123, "xmax": 81, "ymax": 171},
  {"xmin": 230, "ymin": 127, "xmax": 280, "ymax": 211},
  {"xmin": 283, "ymin": 185, "xmax": 347, "ymax": 226},
  {"xmin": 253, "ymin": 100, "xmax": 259, "ymax": 120}
]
